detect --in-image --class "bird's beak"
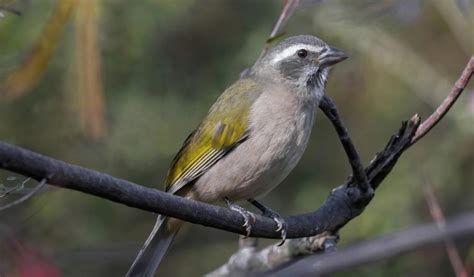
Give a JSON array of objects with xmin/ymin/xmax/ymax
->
[{"xmin": 319, "ymin": 47, "xmax": 348, "ymax": 68}]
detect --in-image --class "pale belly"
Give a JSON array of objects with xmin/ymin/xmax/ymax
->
[{"xmin": 191, "ymin": 99, "xmax": 316, "ymax": 203}]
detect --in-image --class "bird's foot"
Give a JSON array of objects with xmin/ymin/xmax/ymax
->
[
  {"xmin": 248, "ymin": 199, "xmax": 287, "ymax": 246},
  {"xmin": 224, "ymin": 197, "xmax": 255, "ymax": 237}
]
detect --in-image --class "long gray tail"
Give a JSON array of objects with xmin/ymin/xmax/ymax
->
[{"xmin": 126, "ymin": 215, "xmax": 177, "ymax": 277}]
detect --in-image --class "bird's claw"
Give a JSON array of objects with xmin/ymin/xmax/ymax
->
[
  {"xmin": 248, "ymin": 198, "xmax": 288, "ymax": 246},
  {"xmin": 225, "ymin": 198, "xmax": 255, "ymax": 237},
  {"xmin": 273, "ymin": 216, "xmax": 287, "ymax": 246},
  {"xmin": 259, "ymin": 205, "xmax": 287, "ymax": 246},
  {"xmin": 266, "ymin": 213, "xmax": 287, "ymax": 246},
  {"xmin": 242, "ymin": 212, "xmax": 256, "ymax": 237}
]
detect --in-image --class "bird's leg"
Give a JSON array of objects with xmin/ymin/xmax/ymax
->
[
  {"xmin": 224, "ymin": 197, "xmax": 255, "ymax": 237},
  {"xmin": 248, "ymin": 198, "xmax": 287, "ymax": 245}
]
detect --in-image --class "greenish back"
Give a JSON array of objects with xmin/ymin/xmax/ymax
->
[{"xmin": 165, "ymin": 78, "xmax": 263, "ymax": 193}]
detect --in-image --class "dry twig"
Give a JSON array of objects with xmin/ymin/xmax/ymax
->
[
  {"xmin": 268, "ymin": 212, "xmax": 474, "ymax": 276},
  {"xmin": 411, "ymin": 57, "xmax": 474, "ymax": 144},
  {"xmin": 422, "ymin": 181, "xmax": 469, "ymax": 277},
  {"xmin": 0, "ymin": 178, "xmax": 47, "ymax": 212}
]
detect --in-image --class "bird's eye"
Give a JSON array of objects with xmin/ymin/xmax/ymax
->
[{"xmin": 297, "ymin": 49, "xmax": 308, "ymax": 58}]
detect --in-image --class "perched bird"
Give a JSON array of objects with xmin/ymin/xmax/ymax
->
[{"xmin": 127, "ymin": 35, "xmax": 347, "ymax": 276}]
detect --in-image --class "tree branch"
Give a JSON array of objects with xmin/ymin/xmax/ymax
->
[
  {"xmin": 206, "ymin": 55, "xmax": 473, "ymax": 276},
  {"xmin": 268, "ymin": 212, "xmax": 474, "ymax": 276},
  {"xmin": 0, "ymin": 114, "xmax": 417, "ymax": 239},
  {"xmin": 421, "ymin": 180, "xmax": 469, "ymax": 277},
  {"xmin": 207, "ymin": 232, "xmax": 336, "ymax": 276},
  {"xmin": 207, "ymin": 212, "xmax": 474, "ymax": 276},
  {"xmin": 411, "ymin": 56, "xmax": 473, "ymax": 144},
  {"xmin": 0, "ymin": 55, "xmax": 470, "ymax": 252},
  {"xmin": 319, "ymin": 95, "xmax": 372, "ymax": 193}
]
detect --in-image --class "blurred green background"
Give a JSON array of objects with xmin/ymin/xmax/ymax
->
[{"xmin": 0, "ymin": 0, "xmax": 473, "ymax": 276}]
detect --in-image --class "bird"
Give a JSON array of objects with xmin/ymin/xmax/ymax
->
[{"xmin": 126, "ymin": 35, "xmax": 347, "ymax": 276}]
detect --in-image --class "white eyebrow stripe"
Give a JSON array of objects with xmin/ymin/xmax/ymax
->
[{"xmin": 271, "ymin": 44, "xmax": 324, "ymax": 64}]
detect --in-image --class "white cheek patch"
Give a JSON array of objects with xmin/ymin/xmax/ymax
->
[{"xmin": 271, "ymin": 44, "xmax": 324, "ymax": 65}]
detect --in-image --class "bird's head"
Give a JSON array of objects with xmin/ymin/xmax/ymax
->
[{"xmin": 254, "ymin": 35, "xmax": 347, "ymax": 91}]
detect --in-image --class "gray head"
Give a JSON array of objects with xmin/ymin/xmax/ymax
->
[{"xmin": 254, "ymin": 35, "xmax": 347, "ymax": 89}]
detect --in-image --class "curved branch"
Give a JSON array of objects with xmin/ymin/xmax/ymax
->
[
  {"xmin": 269, "ymin": 212, "xmax": 474, "ymax": 276},
  {"xmin": 207, "ymin": 212, "xmax": 474, "ymax": 276},
  {"xmin": 0, "ymin": 178, "xmax": 47, "ymax": 212},
  {"xmin": 0, "ymin": 115, "xmax": 418, "ymax": 239},
  {"xmin": 411, "ymin": 56, "xmax": 474, "ymax": 144},
  {"xmin": 319, "ymin": 96, "xmax": 371, "ymax": 193},
  {"xmin": 0, "ymin": 57, "xmax": 470, "ymax": 242}
]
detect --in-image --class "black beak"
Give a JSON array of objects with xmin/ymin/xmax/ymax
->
[{"xmin": 320, "ymin": 47, "xmax": 348, "ymax": 68}]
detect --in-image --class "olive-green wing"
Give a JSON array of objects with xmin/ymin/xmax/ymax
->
[{"xmin": 165, "ymin": 78, "xmax": 262, "ymax": 194}]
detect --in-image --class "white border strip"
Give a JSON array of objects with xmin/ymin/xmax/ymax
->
[{"xmin": 271, "ymin": 44, "xmax": 323, "ymax": 64}]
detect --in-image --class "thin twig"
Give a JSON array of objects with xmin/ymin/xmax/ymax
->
[
  {"xmin": 240, "ymin": 0, "xmax": 301, "ymax": 78},
  {"xmin": 411, "ymin": 56, "xmax": 474, "ymax": 144},
  {"xmin": 258, "ymin": 0, "xmax": 301, "ymax": 59},
  {"xmin": 0, "ymin": 178, "xmax": 47, "ymax": 212},
  {"xmin": 0, "ymin": 177, "xmax": 30, "ymax": 198},
  {"xmin": 319, "ymin": 96, "xmax": 372, "ymax": 193},
  {"xmin": 268, "ymin": 212, "xmax": 474, "ymax": 276},
  {"xmin": 269, "ymin": 0, "xmax": 299, "ymax": 38},
  {"xmin": 422, "ymin": 181, "xmax": 469, "ymax": 277},
  {"xmin": 0, "ymin": 183, "xmax": 18, "ymax": 198}
]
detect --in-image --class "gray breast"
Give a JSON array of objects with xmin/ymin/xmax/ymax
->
[{"xmin": 192, "ymin": 85, "xmax": 319, "ymax": 203}]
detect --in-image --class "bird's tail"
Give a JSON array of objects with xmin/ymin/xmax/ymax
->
[{"xmin": 126, "ymin": 215, "xmax": 179, "ymax": 277}]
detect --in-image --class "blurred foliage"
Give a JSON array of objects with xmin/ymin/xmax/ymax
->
[
  {"xmin": 0, "ymin": 0, "xmax": 473, "ymax": 276},
  {"xmin": 1, "ymin": 0, "xmax": 77, "ymax": 99}
]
